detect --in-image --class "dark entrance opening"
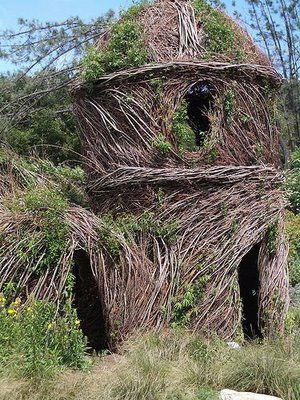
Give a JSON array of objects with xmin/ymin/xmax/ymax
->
[
  {"xmin": 73, "ymin": 249, "xmax": 107, "ymax": 351},
  {"xmin": 185, "ymin": 81, "xmax": 215, "ymax": 147},
  {"xmin": 238, "ymin": 243, "xmax": 263, "ymax": 339}
]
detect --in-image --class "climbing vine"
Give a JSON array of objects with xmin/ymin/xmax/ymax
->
[{"xmin": 172, "ymin": 275, "xmax": 210, "ymax": 327}]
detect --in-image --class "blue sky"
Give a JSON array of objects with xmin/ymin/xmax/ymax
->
[
  {"xmin": 0, "ymin": 0, "xmax": 243, "ymax": 72},
  {"xmin": 0, "ymin": 0, "xmax": 134, "ymax": 32},
  {"xmin": 0, "ymin": 0, "xmax": 133, "ymax": 72}
]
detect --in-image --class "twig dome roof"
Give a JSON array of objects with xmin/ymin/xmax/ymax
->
[{"xmin": 96, "ymin": 0, "xmax": 272, "ymax": 67}]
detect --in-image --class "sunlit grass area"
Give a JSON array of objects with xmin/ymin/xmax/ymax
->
[{"xmin": 0, "ymin": 328, "xmax": 299, "ymax": 400}]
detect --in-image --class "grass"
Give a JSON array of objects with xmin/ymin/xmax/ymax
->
[{"xmin": 0, "ymin": 327, "xmax": 299, "ymax": 400}]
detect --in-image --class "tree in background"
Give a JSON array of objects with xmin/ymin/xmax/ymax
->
[
  {"xmin": 0, "ymin": 13, "xmax": 113, "ymax": 162},
  {"xmin": 234, "ymin": 0, "xmax": 300, "ymax": 147}
]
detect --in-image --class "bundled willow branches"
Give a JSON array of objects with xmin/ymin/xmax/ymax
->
[{"xmin": 0, "ymin": 0, "xmax": 290, "ymax": 350}]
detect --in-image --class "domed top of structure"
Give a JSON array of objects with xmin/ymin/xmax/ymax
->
[
  {"xmin": 80, "ymin": 0, "xmax": 273, "ymax": 83},
  {"xmin": 129, "ymin": 0, "xmax": 269, "ymax": 65},
  {"xmin": 75, "ymin": 0, "xmax": 282, "ymax": 174}
]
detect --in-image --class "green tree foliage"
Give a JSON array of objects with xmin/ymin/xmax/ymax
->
[
  {"xmin": 0, "ymin": 13, "xmax": 114, "ymax": 161},
  {"xmin": 0, "ymin": 74, "xmax": 80, "ymax": 162},
  {"xmin": 285, "ymin": 148, "xmax": 300, "ymax": 213},
  {"xmin": 233, "ymin": 0, "xmax": 300, "ymax": 146},
  {"xmin": 286, "ymin": 211, "xmax": 300, "ymax": 287},
  {"xmin": 285, "ymin": 149, "xmax": 300, "ymax": 286}
]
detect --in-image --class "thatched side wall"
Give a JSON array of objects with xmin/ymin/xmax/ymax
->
[
  {"xmin": 70, "ymin": 0, "xmax": 289, "ymax": 346},
  {"xmin": 0, "ymin": 159, "xmax": 289, "ymax": 349}
]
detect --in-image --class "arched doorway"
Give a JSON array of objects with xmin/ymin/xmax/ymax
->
[
  {"xmin": 238, "ymin": 243, "xmax": 263, "ymax": 339},
  {"xmin": 73, "ymin": 249, "xmax": 107, "ymax": 351}
]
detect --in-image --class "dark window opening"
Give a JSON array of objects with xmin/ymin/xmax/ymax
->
[
  {"xmin": 185, "ymin": 81, "xmax": 215, "ymax": 147},
  {"xmin": 73, "ymin": 250, "xmax": 107, "ymax": 351},
  {"xmin": 238, "ymin": 243, "xmax": 263, "ymax": 339}
]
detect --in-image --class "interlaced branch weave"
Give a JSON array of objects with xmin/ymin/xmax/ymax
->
[{"xmin": 0, "ymin": 0, "xmax": 289, "ymax": 350}]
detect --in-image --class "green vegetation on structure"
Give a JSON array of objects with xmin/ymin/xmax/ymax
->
[
  {"xmin": 0, "ymin": 150, "xmax": 88, "ymax": 206},
  {"xmin": 4, "ymin": 187, "xmax": 70, "ymax": 274},
  {"xmin": 0, "ymin": 295, "xmax": 87, "ymax": 378},
  {"xmin": 193, "ymin": 0, "xmax": 245, "ymax": 60},
  {"xmin": 149, "ymin": 77, "xmax": 164, "ymax": 98},
  {"xmin": 172, "ymin": 100, "xmax": 200, "ymax": 152},
  {"xmin": 153, "ymin": 133, "xmax": 172, "ymax": 154},
  {"xmin": 224, "ymin": 89, "xmax": 236, "ymax": 123},
  {"xmin": 267, "ymin": 220, "xmax": 279, "ymax": 256},
  {"xmin": 98, "ymin": 212, "xmax": 178, "ymax": 260},
  {"xmin": 172, "ymin": 275, "xmax": 210, "ymax": 327},
  {"xmin": 82, "ymin": 3, "xmax": 149, "ymax": 81}
]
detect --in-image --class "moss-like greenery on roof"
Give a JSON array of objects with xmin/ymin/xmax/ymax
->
[
  {"xmin": 81, "ymin": 3, "xmax": 149, "ymax": 81},
  {"xmin": 193, "ymin": 0, "xmax": 245, "ymax": 61}
]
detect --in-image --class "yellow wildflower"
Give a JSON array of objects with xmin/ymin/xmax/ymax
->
[
  {"xmin": 7, "ymin": 308, "xmax": 16, "ymax": 316},
  {"xmin": 75, "ymin": 319, "xmax": 80, "ymax": 326},
  {"xmin": 14, "ymin": 297, "xmax": 21, "ymax": 307},
  {"xmin": 0, "ymin": 293, "xmax": 5, "ymax": 308},
  {"xmin": 47, "ymin": 323, "xmax": 53, "ymax": 330}
]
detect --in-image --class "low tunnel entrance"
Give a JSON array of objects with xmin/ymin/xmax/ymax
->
[
  {"xmin": 73, "ymin": 249, "xmax": 107, "ymax": 351},
  {"xmin": 238, "ymin": 243, "xmax": 263, "ymax": 339}
]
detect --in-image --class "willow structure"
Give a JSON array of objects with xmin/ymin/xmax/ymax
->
[
  {"xmin": 0, "ymin": 0, "xmax": 289, "ymax": 351},
  {"xmin": 73, "ymin": 0, "xmax": 289, "ymax": 346}
]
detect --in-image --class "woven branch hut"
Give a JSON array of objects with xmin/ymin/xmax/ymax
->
[
  {"xmin": 0, "ymin": 0, "xmax": 289, "ymax": 352},
  {"xmin": 73, "ymin": 0, "xmax": 289, "ymax": 347}
]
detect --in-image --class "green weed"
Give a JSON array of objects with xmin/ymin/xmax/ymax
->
[{"xmin": 0, "ymin": 298, "xmax": 87, "ymax": 379}]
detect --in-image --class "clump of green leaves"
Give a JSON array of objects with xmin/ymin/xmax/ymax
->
[
  {"xmin": 1, "ymin": 150, "xmax": 88, "ymax": 206},
  {"xmin": 193, "ymin": 0, "xmax": 245, "ymax": 60},
  {"xmin": 98, "ymin": 215, "xmax": 123, "ymax": 260},
  {"xmin": 82, "ymin": 7, "xmax": 149, "ymax": 81},
  {"xmin": 172, "ymin": 100, "xmax": 200, "ymax": 152},
  {"xmin": 120, "ymin": 0, "xmax": 152, "ymax": 19},
  {"xmin": 172, "ymin": 275, "xmax": 209, "ymax": 327},
  {"xmin": 0, "ymin": 298, "xmax": 87, "ymax": 378},
  {"xmin": 286, "ymin": 211, "xmax": 300, "ymax": 286},
  {"xmin": 224, "ymin": 89, "xmax": 236, "ymax": 123},
  {"xmin": 7, "ymin": 187, "xmax": 70, "ymax": 272},
  {"xmin": 9, "ymin": 186, "xmax": 68, "ymax": 216},
  {"xmin": 153, "ymin": 133, "xmax": 172, "ymax": 155},
  {"xmin": 149, "ymin": 78, "xmax": 164, "ymax": 98},
  {"xmin": 98, "ymin": 212, "xmax": 179, "ymax": 259},
  {"xmin": 26, "ymin": 159, "xmax": 87, "ymax": 205}
]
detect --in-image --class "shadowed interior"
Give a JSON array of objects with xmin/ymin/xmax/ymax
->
[
  {"xmin": 185, "ymin": 82, "xmax": 215, "ymax": 147},
  {"xmin": 73, "ymin": 249, "xmax": 107, "ymax": 351},
  {"xmin": 238, "ymin": 243, "xmax": 263, "ymax": 339}
]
